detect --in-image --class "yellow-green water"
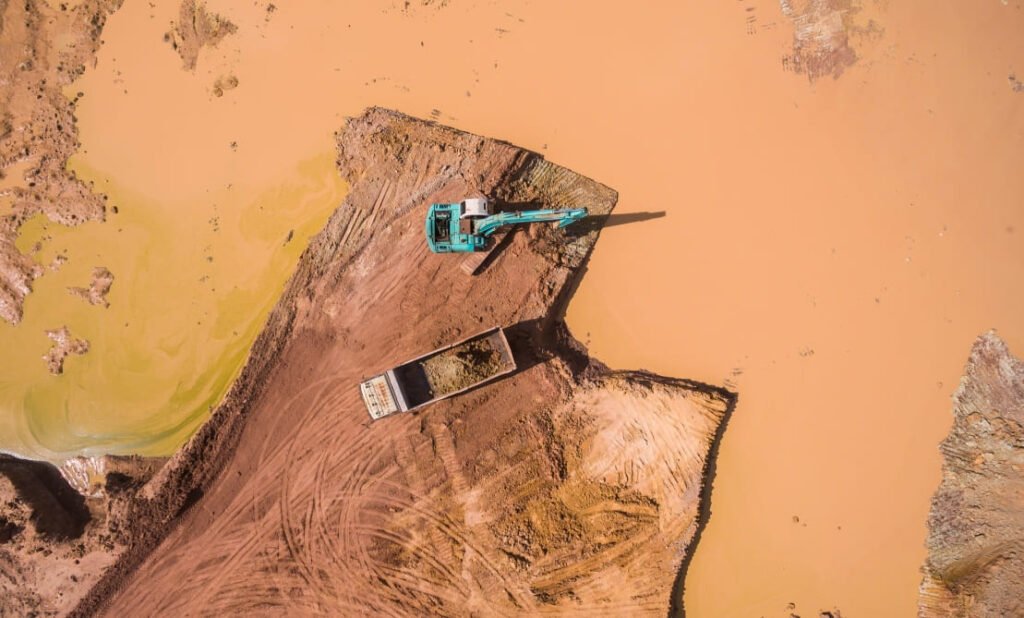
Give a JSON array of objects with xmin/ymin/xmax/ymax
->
[{"xmin": 0, "ymin": 154, "xmax": 345, "ymax": 460}]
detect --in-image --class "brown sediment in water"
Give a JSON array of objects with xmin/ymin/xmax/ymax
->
[
  {"xmin": 0, "ymin": 0, "xmax": 119, "ymax": 325},
  {"xmin": 918, "ymin": 333, "xmax": 1024, "ymax": 617},
  {"xmin": 67, "ymin": 266, "xmax": 113, "ymax": 307},
  {"xmin": 780, "ymin": 0, "xmax": 882, "ymax": 81},
  {"xmin": 210, "ymin": 73, "xmax": 238, "ymax": 97},
  {"xmin": 42, "ymin": 326, "xmax": 89, "ymax": 375},
  {"xmin": 40, "ymin": 109, "xmax": 737, "ymax": 616},
  {"xmin": 164, "ymin": 0, "xmax": 236, "ymax": 71}
]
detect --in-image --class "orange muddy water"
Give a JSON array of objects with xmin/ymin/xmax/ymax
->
[{"xmin": 11, "ymin": 0, "xmax": 1024, "ymax": 615}]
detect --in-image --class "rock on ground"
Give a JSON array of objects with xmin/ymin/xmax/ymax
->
[{"xmin": 919, "ymin": 332, "xmax": 1024, "ymax": 617}]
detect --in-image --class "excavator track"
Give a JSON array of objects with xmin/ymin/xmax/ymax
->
[{"xmin": 458, "ymin": 231, "xmax": 507, "ymax": 276}]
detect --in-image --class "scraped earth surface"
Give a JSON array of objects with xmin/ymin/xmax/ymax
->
[
  {"xmin": 63, "ymin": 109, "xmax": 734, "ymax": 616},
  {"xmin": 0, "ymin": 0, "xmax": 118, "ymax": 324},
  {"xmin": 67, "ymin": 266, "xmax": 113, "ymax": 307},
  {"xmin": 918, "ymin": 332, "xmax": 1024, "ymax": 617}
]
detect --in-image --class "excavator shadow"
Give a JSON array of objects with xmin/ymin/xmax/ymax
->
[
  {"xmin": 573, "ymin": 210, "xmax": 666, "ymax": 234},
  {"xmin": 467, "ymin": 227, "xmax": 519, "ymax": 276},
  {"xmin": 472, "ymin": 205, "xmax": 664, "ymax": 277},
  {"xmin": 468, "ymin": 200, "xmax": 546, "ymax": 276}
]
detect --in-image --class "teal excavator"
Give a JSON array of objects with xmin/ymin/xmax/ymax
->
[{"xmin": 425, "ymin": 198, "xmax": 588, "ymax": 253}]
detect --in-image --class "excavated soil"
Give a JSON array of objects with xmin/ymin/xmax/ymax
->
[
  {"xmin": 918, "ymin": 333, "xmax": 1024, "ymax": 617},
  {"xmin": 419, "ymin": 338, "xmax": 505, "ymax": 398},
  {"xmin": 37, "ymin": 108, "xmax": 736, "ymax": 616}
]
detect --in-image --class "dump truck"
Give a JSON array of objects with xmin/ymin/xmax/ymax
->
[{"xmin": 360, "ymin": 326, "xmax": 517, "ymax": 420}]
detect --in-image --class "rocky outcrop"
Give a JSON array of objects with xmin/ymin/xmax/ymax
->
[{"xmin": 919, "ymin": 332, "xmax": 1024, "ymax": 617}]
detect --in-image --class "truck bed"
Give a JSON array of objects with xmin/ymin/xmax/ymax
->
[{"xmin": 360, "ymin": 326, "xmax": 516, "ymax": 420}]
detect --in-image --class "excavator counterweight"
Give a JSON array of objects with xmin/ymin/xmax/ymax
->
[{"xmin": 426, "ymin": 198, "xmax": 587, "ymax": 253}]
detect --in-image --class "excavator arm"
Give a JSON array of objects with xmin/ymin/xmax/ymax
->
[
  {"xmin": 425, "ymin": 202, "xmax": 588, "ymax": 254},
  {"xmin": 474, "ymin": 208, "xmax": 588, "ymax": 237}
]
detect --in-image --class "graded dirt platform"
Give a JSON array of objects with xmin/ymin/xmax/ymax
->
[
  {"xmin": 918, "ymin": 333, "xmax": 1024, "ymax": 617},
  {"xmin": 0, "ymin": 108, "xmax": 732, "ymax": 616}
]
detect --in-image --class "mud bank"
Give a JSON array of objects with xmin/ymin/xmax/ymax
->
[
  {"xmin": 0, "ymin": 0, "xmax": 118, "ymax": 325},
  {"xmin": 918, "ymin": 333, "xmax": 1024, "ymax": 617},
  {"xmin": 36, "ymin": 109, "xmax": 735, "ymax": 616},
  {"xmin": 0, "ymin": 454, "xmax": 163, "ymax": 616}
]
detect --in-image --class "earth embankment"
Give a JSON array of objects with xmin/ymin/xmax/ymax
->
[{"xmin": 59, "ymin": 108, "xmax": 734, "ymax": 616}]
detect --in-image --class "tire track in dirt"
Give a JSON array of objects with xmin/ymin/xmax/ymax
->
[{"xmin": 428, "ymin": 420, "xmax": 536, "ymax": 612}]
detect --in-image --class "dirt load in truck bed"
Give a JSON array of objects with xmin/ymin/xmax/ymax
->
[
  {"xmin": 421, "ymin": 337, "xmax": 505, "ymax": 397},
  {"xmin": 59, "ymin": 108, "xmax": 735, "ymax": 617}
]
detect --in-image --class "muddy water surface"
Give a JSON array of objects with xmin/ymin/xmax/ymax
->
[
  {"xmin": 0, "ymin": 154, "xmax": 343, "ymax": 458},
  {"xmin": 4, "ymin": 0, "xmax": 1023, "ymax": 615}
]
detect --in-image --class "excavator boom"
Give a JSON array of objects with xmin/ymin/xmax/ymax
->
[
  {"xmin": 475, "ymin": 208, "xmax": 588, "ymax": 238},
  {"xmin": 426, "ymin": 199, "xmax": 588, "ymax": 254}
]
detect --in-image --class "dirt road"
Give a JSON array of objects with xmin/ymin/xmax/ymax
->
[{"xmin": 63, "ymin": 109, "xmax": 732, "ymax": 616}]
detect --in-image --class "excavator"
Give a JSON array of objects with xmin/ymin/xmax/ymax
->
[{"xmin": 425, "ymin": 198, "xmax": 588, "ymax": 253}]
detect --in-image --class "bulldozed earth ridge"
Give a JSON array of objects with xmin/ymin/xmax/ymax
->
[
  {"xmin": 37, "ymin": 108, "xmax": 737, "ymax": 616},
  {"xmin": 918, "ymin": 332, "xmax": 1024, "ymax": 617}
]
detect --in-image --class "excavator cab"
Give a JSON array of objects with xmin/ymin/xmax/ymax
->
[
  {"xmin": 427, "ymin": 204, "xmax": 452, "ymax": 249},
  {"xmin": 426, "ymin": 200, "xmax": 490, "ymax": 253}
]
